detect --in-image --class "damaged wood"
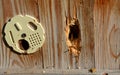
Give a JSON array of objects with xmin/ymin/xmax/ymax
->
[
  {"xmin": 0, "ymin": 0, "xmax": 120, "ymax": 71},
  {"xmin": 64, "ymin": 6, "xmax": 81, "ymax": 68}
]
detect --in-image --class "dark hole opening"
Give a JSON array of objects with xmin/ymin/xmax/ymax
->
[
  {"xmin": 21, "ymin": 33, "xmax": 26, "ymax": 38},
  {"xmin": 18, "ymin": 39, "xmax": 29, "ymax": 50},
  {"xmin": 69, "ymin": 25, "xmax": 80, "ymax": 41}
]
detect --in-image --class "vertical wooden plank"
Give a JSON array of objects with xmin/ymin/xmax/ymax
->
[
  {"xmin": 37, "ymin": 0, "xmax": 67, "ymax": 69},
  {"xmin": 0, "ymin": 0, "xmax": 3, "ymax": 68},
  {"xmin": 108, "ymin": 1, "xmax": 120, "ymax": 69},
  {"xmin": 38, "ymin": 0, "xmax": 56, "ymax": 69},
  {"xmin": 61, "ymin": 0, "xmax": 70, "ymax": 69},
  {"xmin": 54, "ymin": 0, "xmax": 62, "ymax": 68},
  {"xmin": 94, "ymin": 0, "xmax": 120, "ymax": 69},
  {"xmin": 80, "ymin": 0, "xmax": 95, "ymax": 69}
]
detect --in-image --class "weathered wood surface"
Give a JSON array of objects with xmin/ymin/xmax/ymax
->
[
  {"xmin": 0, "ymin": 69, "xmax": 120, "ymax": 75},
  {"xmin": 0, "ymin": 0, "xmax": 119, "ymax": 72},
  {"xmin": 94, "ymin": 0, "xmax": 120, "ymax": 69}
]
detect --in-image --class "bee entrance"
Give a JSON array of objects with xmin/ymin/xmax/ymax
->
[{"xmin": 18, "ymin": 39, "xmax": 29, "ymax": 50}]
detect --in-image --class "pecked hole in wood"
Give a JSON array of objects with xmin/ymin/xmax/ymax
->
[{"xmin": 69, "ymin": 23, "xmax": 80, "ymax": 41}]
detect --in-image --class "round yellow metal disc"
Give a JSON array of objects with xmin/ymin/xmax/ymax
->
[{"xmin": 3, "ymin": 15, "xmax": 45, "ymax": 54}]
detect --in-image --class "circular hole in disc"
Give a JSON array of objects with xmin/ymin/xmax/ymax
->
[
  {"xmin": 18, "ymin": 39, "xmax": 29, "ymax": 50},
  {"xmin": 21, "ymin": 33, "xmax": 26, "ymax": 38}
]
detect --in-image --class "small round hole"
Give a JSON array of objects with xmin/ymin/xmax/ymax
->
[{"xmin": 21, "ymin": 33, "xmax": 26, "ymax": 38}]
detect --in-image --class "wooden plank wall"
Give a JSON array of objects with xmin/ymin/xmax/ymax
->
[
  {"xmin": 94, "ymin": 0, "xmax": 120, "ymax": 69},
  {"xmin": 0, "ymin": 0, "xmax": 119, "ymax": 70}
]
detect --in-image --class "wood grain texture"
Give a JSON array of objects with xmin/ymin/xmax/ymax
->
[
  {"xmin": 0, "ymin": 0, "xmax": 119, "ymax": 71},
  {"xmin": 94, "ymin": 0, "xmax": 120, "ymax": 69}
]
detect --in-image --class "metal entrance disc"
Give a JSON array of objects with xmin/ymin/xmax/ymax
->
[{"xmin": 3, "ymin": 15, "xmax": 45, "ymax": 54}]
